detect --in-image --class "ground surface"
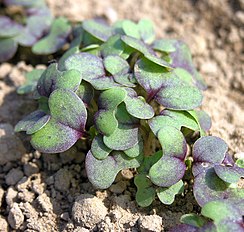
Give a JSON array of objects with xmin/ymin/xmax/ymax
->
[{"xmin": 0, "ymin": 0, "xmax": 243, "ymax": 231}]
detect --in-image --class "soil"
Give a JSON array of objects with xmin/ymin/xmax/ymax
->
[{"xmin": 0, "ymin": 0, "xmax": 243, "ymax": 231}]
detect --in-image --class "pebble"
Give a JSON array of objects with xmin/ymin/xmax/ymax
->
[
  {"xmin": 0, "ymin": 63, "xmax": 12, "ymax": 79},
  {"xmin": 0, "ymin": 216, "xmax": 8, "ymax": 232},
  {"xmin": 8, "ymin": 203, "xmax": 24, "ymax": 229},
  {"xmin": 138, "ymin": 215, "xmax": 163, "ymax": 232},
  {"xmin": 5, "ymin": 168, "xmax": 24, "ymax": 186},
  {"xmin": 54, "ymin": 168, "xmax": 72, "ymax": 192},
  {"xmin": 23, "ymin": 162, "xmax": 40, "ymax": 176},
  {"xmin": 5, "ymin": 187, "xmax": 18, "ymax": 206},
  {"xmin": 109, "ymin": 181, "xmax": 127, "ymax": 194},
  {"xmin": 0, "ymin": 124, "xmax": 26, "ymax": 165},
  {"xmin": 0, "ymin": 187, "xmax": 4, "ymax": 207},
  {"xmin": 72, "ymin": 194, "xmax": 108, "ymax": 229},
  {"xmin": 36, "ymin": 193, "xmax": 53, "ymax": 212},
  {"xmin": 18, "ymin": 189, "xmax": 35, "ymax": 203}
]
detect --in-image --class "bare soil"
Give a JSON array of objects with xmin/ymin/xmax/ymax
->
[{"xmin": 0, "ymin": 0, "xmax": 243, "ymax": 231}]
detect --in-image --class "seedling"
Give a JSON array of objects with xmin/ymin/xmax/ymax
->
[
  {"xmin": 0, "ymin": 0, "xmax": 71, "ymax": 62},
  {"xmin": 15, "ymin": 18, "xmax": 243, "ymax": 210}
]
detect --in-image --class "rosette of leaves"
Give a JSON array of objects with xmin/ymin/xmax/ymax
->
[
  {"xmin": 0, "ymin": 0, "xmax": 71, "ymax": 62},
  {"xmin": 16, "ymin": 19, "xmax": 238, "ymax": 210}
]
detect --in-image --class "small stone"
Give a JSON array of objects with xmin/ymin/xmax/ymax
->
[
  {"xmin": 200, "ymin": 61, "xmax": 218, "ymax": 75},
  {"xmin": 23, "ymin": 162, "xmax": 40, "ymax": 176},
  {"xmin": 72, "ymin": 194, "xmax": 108, "ymax": 229},
  {"xmin": 0, "ymin": 216, "xmax": 8, "ymax": 232},
  {"xmin": 109, "ymin": 181, "xmax": 127, "ymax": 194},
  {"xmin": 36, "ymin": 193, "xmax": 53, "ymax": 212},
  {"xmin": 0, "ymin": 187, "xmax": 4, "ymax": 207},
  {"xmin": 74, "ymin": 227, "xmax": 90, "ymax": 232},
  {"xmin": 8, "ymin": 203, "xmax": 24, "ymax": 229},
  {"xmin": 6, "ymin": 187, "xmax": 18, "ymax": 206},
  {"xmin": 18, "ymin": 189, "xmax": 35, "ymax": 203},
  {"xmin": 16, "ymin": 176, "xmax": 30, "ymax": 192},
  {"xmin": 0, "ymin": 124, "xmax": 26, "ymax": 165},
  {"xmin": 236, "ymin": 11, "xmax": 244, "ymax": 24},
  {"xmin": 19, "ymin": 202, "xmax": 38, "ymax": 219},
  {"xmin": 138, "ymin": 215, "xmax": 163, "ymax": 232},
  {"xmin": 0, "ymin": 63, "xmax": 12, "ymax": 79},
  {"xmin": 5, "ymin": 168, "xmax": 24, "ymax": 186},
  {"xmin": 60, "ymin": 212, "xmax": 70, "ymax": 221},
  {"xmin": 121, "ymin": 169, "xmax": 134, "ymax": 179},
  {"xmin": 54, "ymin": 168, "xmax": 71, "ymax": 192}
]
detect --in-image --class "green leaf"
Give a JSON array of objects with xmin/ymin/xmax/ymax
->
[
  {"xmin": 157, "ymin": 126, "xmax": 187, "ymax": 160},
  {"xmin": 153, "ymin": 39, "xmax": 177, "ymax": 53},
  {"xmin": 0, "ymin": 38, "xmax": 18, "ymax": 62},
  {"xmin": 103, "ymin": 55, "xmax": 129, "ymax": 75},
  {"xmin": 82, "ymin": 19, "xmax": 113, "ymax": 42},
  {"xmin": 201, "ymin": 200, "xmax": 242, "ymax": 224},
  {"xmin": 32, "ymin": 17, "xmax": 71, "ymax": 54},
  {"xmin": 134, "ymin": 174, "xmax": 156, "ymax": 207},
  {"xmin": 122, "ymin": 20, "xmax": 140, "ymax": 39},
  {"xmin": 157, "ymin": 180, "xmax": 184, "ymax": 205},
  {"xmin": 91, "ymin": 135, "xmax": 112, "ymax": 160},
  {"xmin": 180, "ymin": 214, "xmax": 207, "ymax": 228},
  {"xmin": 17, "ymin": 69, "xmax": 45, "ymax": 94},
  {"xmin": 124, "ymin": 88, "xmax": 154, "ymax": 119},
  {"xmin": 121, "ymin": 35, "xmax": 172, "ymax": 68},
  {"xmin": 103, "ymin": 124, "xmax": 139, "ymax": 150},
  {"xmin": 138, "ymin": 19, "xmax": 155, "ymax": 44},
  {"xmin": 100, "ymin": 34, "xmax": 125, "ymax": 57}
]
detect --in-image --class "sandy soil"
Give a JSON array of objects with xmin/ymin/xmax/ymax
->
[{"xmin": 0, "ymin": 0, "xmax": 243, "ymax": 231}]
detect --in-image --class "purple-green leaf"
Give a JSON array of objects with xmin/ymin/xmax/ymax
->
[
  {"xmin": 86, "ymin": 150, "xmax": 142, "ymax": 189},
  {"xmin": 135, "ymin": 58, "xmax": 203, "ymax": 110},
  {"xmin": 169, "ymin": 40, "xmax": 207, "ymax": 90},
  {"xmin": 31, "ymin": 89, "xmax": 87, "ymax": 153},
  {"xmin": 149, "ymin": 156, "xmax": 186, "ymax": 187},
  {"xmin": 14, "ymin": 110, "xmax": 49, "ymax": 134},
  {"xmin": 214, "ymin": 165, "xmax": 244, "ymax": 183}
]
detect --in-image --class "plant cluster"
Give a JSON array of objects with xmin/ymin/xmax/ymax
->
[
  {"xmin": 0, "ymin": 0, "xmax": 71, "ymax": 62},
  {"xmin": 12, "ymin": 13, "xmax": 244, "ymax": 231}
]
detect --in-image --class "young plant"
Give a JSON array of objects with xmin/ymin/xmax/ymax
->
[
  {"xmin": 170, "ymin": 199, "xmax": 244, "ymax": 232},
  {"xmin": 15, "ymin": 18, "xmax": 244, "ymax": 210},
  {"xmin": 0, "ymin": 0, "xmax": 71, "ymax": 62}
]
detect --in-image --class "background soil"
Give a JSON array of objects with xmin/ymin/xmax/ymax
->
[{"xmin": 0, "ymin": 0, "xmax": 243, "ymax": 231}]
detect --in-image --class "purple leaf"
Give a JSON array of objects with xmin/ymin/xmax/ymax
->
[
  {"xmin": 0, "ymin": 16, "xmax": 23, "ymax": 37},
  {"xmin": 193, "ymin": 136, "xmax": 228, "ymax": 164}
]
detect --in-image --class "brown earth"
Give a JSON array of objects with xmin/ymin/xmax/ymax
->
[{"xmin": 0, "ymin": 0, "xmax": 243, "ymax": 231}]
